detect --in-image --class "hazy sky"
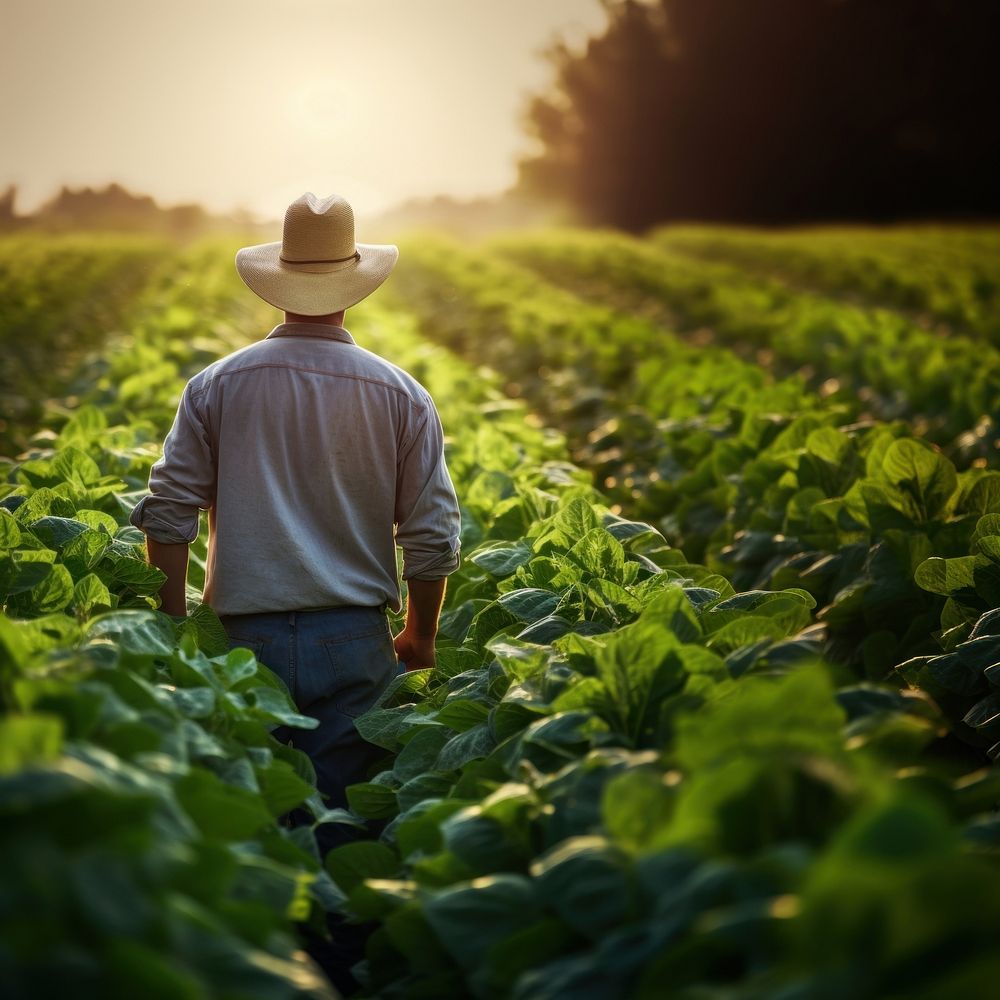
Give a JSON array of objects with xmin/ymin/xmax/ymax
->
[{"xmin": 1, "ymin": 0, "xmax": 608, "ymax": 222}]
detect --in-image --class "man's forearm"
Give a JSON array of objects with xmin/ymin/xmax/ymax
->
[
  {"xmin": 403, "ymin": 576, "xmax": 447, "ymax": 637},
  {"xmin": 146, "ymin": 538, "xmax": 189, "ymax": 617}
]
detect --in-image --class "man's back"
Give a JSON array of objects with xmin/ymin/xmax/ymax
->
[{"xmin": 130, "ymin": 321, "xmax": 461, "ymax": 616}]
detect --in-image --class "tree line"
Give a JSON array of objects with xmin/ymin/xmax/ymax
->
[{"xmin": 516, "ymin": 0, "xmax": 1000, "ymax": 230}]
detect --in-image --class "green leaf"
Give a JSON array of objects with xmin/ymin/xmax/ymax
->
[
  {"xmin": 245, "ymin": 687, "xmax": 320, "ymax": 729},
  {"xmin": 963, "ymin": 474, "xmax": 1000, "ymax": 516},
  {"xmin": 62, "ymin": 528, "xmax": 111, "ymax": 576},
  {"xmin": 0, "ymin": 510, "xmax": 22, "ymax": 548},
  {"xmin": 86, "ymin": 610, "xmax": 175, "ymax": 655},
  {"xmin": 177, "ymin": 603, "xmax": 232, "ymax": 658},
  {"xmin": 394, "ymin": 726, "xmax": 452, "ymax": 781},
  {"xmin": 565, "ymin": 528, "xmax": 627, "ymax": 582},
  {"xmin": 28, "ymin": 562, "xmax": 74, "ymax": 613},
  {"xmin": 52, "ymin": 446, "xmax": 103, "ymax": 487},
  {"xmin": 255, "ymin": 758, "xmax": 316, "ymax": 816},
  {"xmin": 470, "ymin": 540, "xmax": 534, "ymax": 577},
  {"xmin": 174, "ymin": 767, "xmax": 272, "ymax": 840},
  {"xmin": 547, "ymin": 496, "xmax": 602, "ymax": 544},
  {"xmin": 170, "ymin": 686, "xmax": 216, "ymax": 719},
  {"xmin": 593, "ymin": 619, "xmax": 687, "ymax": 743},
  {"xmin": 434, "ymin": 699, "xmax": 492, "ymax": 733},
  {"xmin": 879, "ymin": 439, "xmax": 958, "ymax": 522},
  {"xmin": 29, "ymin": 516, "xmax": 91, "ymax": 549},
  {"xmin": 0, "ymin": 553, "xmax": 53, "ymax": 596},
  {"xmin": 73, "ymin": 573, "xmax": 113, "ymax": 616},
  {"xmin": 423, "ymin": 874, "xmax": 541, "ymax": 970},
  {"xmin": 346, "ymin": 781, "xmax": 398, "ymax": 819},
  {"xmin": 0, "ymin": 713, "xmax": 64, "ymax": 773},
  {"xmin": 706, "ymin": 617, "xmax": 788, "ymax": 654},
  {"xmin": 395, "ymin": 799, "xmax": 472, "ymax": 861},
  {"xmin": 326, "ymin": 840, "xmax": 400, "ymax": 893},
  {"xmin": 496, "ymin": 588, "xmax": 561, "ymax": 623},
  {"xmin": 435, "ymin": 723, "xmax": 496, "ymax": 771},
  {"xmin": 914, "ymin": 556, "xmax": 979, "ymax": 597},
  {"xmin": 109, "ymin": 557, "xmax": 167, "ymax": 595},
  {"xmin": 602, "ymin": 766, "xmax": 677, "ymax": 851},
  {"xmin": 74, "ymin": 508, "xmax": 120, "ymax": 535},
  {"xmin": 530, "ymin": 836, "xmax": 633, "ymax": 939},
  {"xmin": 213, "ymin": 646, "xmax": 261, "ymax": 688},
  {"xmin": 13, "ymin": 487, "xmax": 75, "ymax": 524},
  {"xmin": 354, "ymin": 706, "xmax": 413, "ymax": 752}
]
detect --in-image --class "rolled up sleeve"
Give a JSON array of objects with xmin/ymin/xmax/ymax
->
[
  {"xmin": 129, "ymin": 381, "xmax": 215, "ymax": 544},
  {"xmin": 395, "ymin": 396, "xmax": 461, "ymax": 580}
]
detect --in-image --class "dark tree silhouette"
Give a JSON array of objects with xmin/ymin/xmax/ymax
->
[{"xmin": 517, "ymin": 0, "xmax": 1000, "ymax": 230}]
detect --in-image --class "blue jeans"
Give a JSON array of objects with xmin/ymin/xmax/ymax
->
[{"xmin": 219, "ymin": 604, "xmax": 401, "ymax": 858}]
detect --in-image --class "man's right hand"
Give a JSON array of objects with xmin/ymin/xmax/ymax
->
[{"xmin": 393, "ymin": 627, "xmax": 437, "ymax": 671}]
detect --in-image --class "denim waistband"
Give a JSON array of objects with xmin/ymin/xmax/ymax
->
[{"xmin": 218, "ymin": 602, "xmax": 388, "ymax": 625}]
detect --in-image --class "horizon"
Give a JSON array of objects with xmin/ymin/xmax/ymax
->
[{"xmin": 1, "ymin": 0, "xmax": 609, "ymax": 224}]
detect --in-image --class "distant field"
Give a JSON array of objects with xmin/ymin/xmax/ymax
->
[{"xmin": 3, "ymin": 226, "xmax": 1000, "ymax": 999}]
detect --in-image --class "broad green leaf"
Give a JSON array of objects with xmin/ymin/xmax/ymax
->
[
  {"xmin": 0, "ymin": 553, "xmax": 53, "ymax": 596},
  {"xmin": 963, "ymin": 474, "xmax": 1000, "ymax": 516},
  {"xmin": 434, "ymin": 699, "xmax": 492, "ymax": 733},
  {"xmin": 174, "ymin": 767, "xmax": 272, "ymax": 840},
  {"xmin": 255, "ymin": 758, "xmax": 316, "ymax": 816},
  {"xmin": 972, "ymin": 514, "xmax": 1000, "ymax": 549},
  {"xmin": 58, "ymin": 404, "xmax": 107, "ymax": 444},
  {"xmin": 62, "ymin": 528, "xmax": 111, "ymax": 576},
  {"xmin": 0, "ymin": 510, "xmax": 22, "ymax": 548},
  {"xmin": 86, "ymin": 610, "xmax": 175, "ymax": 655},
  {"xmin": 423, "ymin": 874, "xmax": 541, "ymax": 970},
  {"xmin": 393, "ymin": 726, "xmax": 452, "ymax": 781},
  {"xmin": 435, "ymin": 723, "xmax": 496, "ymax": 771},
  {"xmin": 496, "ymin": 588, "xmax": 561, "ymax": 623},
  {"xmin": 109, "ymin": 557, "xmax": 167, "ymax": 595},
  {"xmin": 469, "ymin": 540, "xmax": 534, "ymax": 577},
  {"xmin": 28, "ymin": 562, "xmax": 74, "ymax": 613},
  {"xmin": 602, "ymin": 766, "xmax": 678, "ymax": 851},
  {"xmin": 879, "ymin": 439, "xmax": 958, "ymax": 522},
  {"xmin": 543, "ymin": 497, "xmax": 602, "ymax": 549},
  {"xmin": 565, "ymin": 528, "xmax": 627, "ymax": 582},
  {"xmin": 326, "ymin": 840, "xmax": 400, "ymax": 893},
  {"xmin": 529, "ymin": 836, "xmax": 633, "ymax": 939},
  {"xmin": 72, "ymin": 572, "xmax": 114, "ymax": 616},
  {"xmin": 74, "ymin": 508, "xmax": 120, "ymax": 535},
  {"xmin": 0, "ymin": 713, "xmax": 64, "ymax": 773},
  {"xmin": 29, "ymin": 516, "xmax": 91, "ymax": 549},
  {"xmin": 346, "ymin": 781, "xmax": 398, "ymax": 819},
  {"xmin": 914, "ymin": 556, "xmax": 979, "ymax": 597},
  {"xmin": 245, "ymin": 687, "xmax": 320, "ymax": 729},
  {"xmin": 52, "ymin": 446, "xmax": 103, "ymax": 487}
]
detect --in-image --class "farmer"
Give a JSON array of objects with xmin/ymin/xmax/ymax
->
[{"xmin": 129, "ymin": 192, "xmax": 462, "ymax": 990}]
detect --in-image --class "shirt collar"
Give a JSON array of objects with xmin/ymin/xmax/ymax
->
[{"xmin": 265, "ymin": 322, "xmax": 356, "ymax": 345}]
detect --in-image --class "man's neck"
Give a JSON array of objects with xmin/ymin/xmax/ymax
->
[{"xmin": 283, "ymin": 310, "xmax": 346, "ymax": 326}]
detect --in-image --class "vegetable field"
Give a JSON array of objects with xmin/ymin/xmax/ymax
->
[{"xmin": 3, "ymin": 225, "xmax": 1000, "ymax": 999}]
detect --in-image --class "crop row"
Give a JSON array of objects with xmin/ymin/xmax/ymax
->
[
  {"xmin": 333, "ymin": 327, "xmax": 1000, "ymax": 995},
  {"xmin": 0, "ymin": 232, "xmax": 172, "ymax": 455},
  {"xmin": 386, "ymin": 235, "xmax": 1000, "ymax": 684},
  {"xmin": 653, "ymin": 223, "xmax": 1000, "ymax": 342},
  {"xmin": 486, "ymin": 227, "xmax": 1000, "ymax": 454}
]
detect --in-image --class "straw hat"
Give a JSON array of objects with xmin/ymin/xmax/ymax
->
[{"xmin": 235, "ymin": 192, "xmax": 398, "ymax": 315}]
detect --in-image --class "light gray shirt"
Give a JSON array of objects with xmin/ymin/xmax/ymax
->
[{"xmin": 129, "ymin": 322, "xmax": 462, "ymax": 616}]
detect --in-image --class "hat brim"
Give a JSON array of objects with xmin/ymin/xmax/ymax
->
[{"xmin": 234, "ymin": 240, "xmax": 399, "ymax": 315}]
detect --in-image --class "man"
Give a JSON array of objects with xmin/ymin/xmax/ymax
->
[{"xmin": 129, "ymin": 190, "xmax": 462, "ymax": 847}]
